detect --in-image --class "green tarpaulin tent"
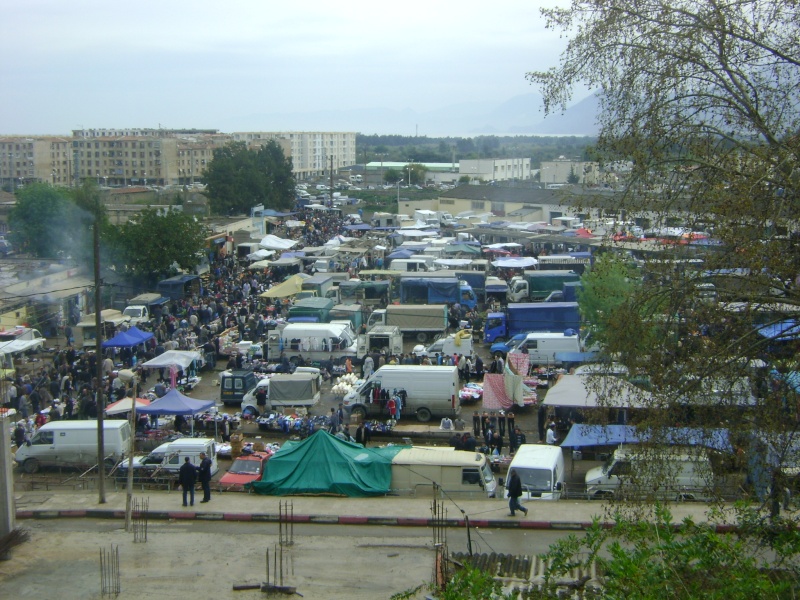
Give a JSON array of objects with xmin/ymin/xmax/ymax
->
[{"xmin": 249, "ymin": 430, "xmax": 408, "ymax": 497}]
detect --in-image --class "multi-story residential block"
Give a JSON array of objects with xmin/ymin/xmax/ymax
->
[
  {"xmin": 231, "ymin": 131, "xmax": 357, "ymax": 179},
  {"xmin": 2, "ymin": 129, "xmax": 356, "ymax": 189}
]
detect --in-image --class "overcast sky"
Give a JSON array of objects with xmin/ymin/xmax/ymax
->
[{"xmin": 0, "ymin": 0, "xmax": 574, "ymax": 136}]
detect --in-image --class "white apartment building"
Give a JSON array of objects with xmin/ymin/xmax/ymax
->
[
  {"xmin": 231, "ymin": 131, "xmax": 357, "ymax": 179},
  {"xmin": 1, "ymin": 129, "xmax": 353, "ymax": 189}
]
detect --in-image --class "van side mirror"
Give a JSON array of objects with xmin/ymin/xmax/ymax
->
[
  {"xmin": 498, "ymin": 477, "xmax": 505, "ymax": 487},
  {"xmin": 26, "ymin": 440, "xmax": 31, "ymax": 447},
  {"xmin": 555, "ymin": 481, "xmax": 562, "ymax": 491}
]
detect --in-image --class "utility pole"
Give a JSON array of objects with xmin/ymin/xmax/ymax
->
[{"xmin": 94, "ymin": 194, "xmax": 106, "ymax": 504}]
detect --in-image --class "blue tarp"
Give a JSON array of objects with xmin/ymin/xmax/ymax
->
[
  {"xmin": 758, "ymin": 320, "xmax": 800, "ymax": 341},
  {"xmin": 387, "ymin": 249, "xmax": 415, "ymax": 260},
  {"xmin": 554, "ymin": 351, "xmax": 600, "ymax": 364},
  {"xmin": 560, "ymin": 424, "xmax": 732, "ymax": 453},
  {"xmin": 344, "ymin": 224, "xmax": 372, "ymax": 231}
]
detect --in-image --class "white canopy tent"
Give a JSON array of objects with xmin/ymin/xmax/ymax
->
[
  {"xmin": 259, "ymin": 235, "xmax": 298, "ymax": 251},
  {"xmin": 543, "ymin": 374, "xmax": 651, "ymax": 409},
  {"xmin": 141, "ymin": 350, "xmax": 203, "ymax": 371},
  {"xmin": 491, "ymin": 257, "xmax": 539, "ymax": 268},
  {"xmin": 246, "ymin": 248, "xmax": 275, "ymax": 261}
]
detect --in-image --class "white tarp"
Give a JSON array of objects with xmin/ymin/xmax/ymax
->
[
  {"xmin": 142, "ymin": 350, "xmax": 203, "ymax": 371},
  {"xmin": 543, "ymin": 374, "xmax": 651, "ymax": 409},
  {"xmin": 434, "ymin": 258, "xmax": 473, "ymax": 267},
  {"xmin": 259, "ymin": 235, "xmax": 298, "ymax": 251},
  {"xmin": 324, "ymin": 235, "xmax": 355, "ymax": 247},
  {"xmin": 397, "ymin": 229, "xmax": 437, "ymax": 237},
  {"xmin": 0, "ymin": 339, "xmax": 45, "ymax": 354},
  {"xmin": 486, "ymin": 242, "xmax": 523, "ymax": 249},
  {"xmin": 246, "ymin": 248, "xmax": 275, "ymax": 261},
  {"xmin": 491, "ymin": 257, "xmax": 539, "ymax": 268}
]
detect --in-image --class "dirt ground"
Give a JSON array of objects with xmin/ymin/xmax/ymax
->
[{"xmin": 0, "ymin": 519, "xmax": 435, "ymax": 600}]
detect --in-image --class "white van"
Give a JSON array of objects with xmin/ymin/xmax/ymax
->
[
  {"xmin": 419, "ymin": 332, "xmax": 474, "ymax": 359},
  {"xmin": 267, "ymin": 322, "xmax": 357, "ymax": 364},
  {"xmin": 390, "ymin": 447, "xmax": 497, "ymax": 498},
  {"xmin": 389, "ymin": 258, "xmax": 433, "ymax": 272},
  {"xmin": 504, "ymin": 444, "xmax": 565, "ymax": 500},
  {"xmin": 343, "ymin": 365, "xmax": 460, "ymax": 423},
  {"xmin": 15, "ymin": 420, "xmax": 131, "ymax": 474},
  {"xmin": 508, "ymin": 332, "xmax": 581, "ymax": 366},
  {"xmin": 584, "ymin": 446, "xmax": 713, "ymax": 501},
  {"xmin": 119, "ymin": 437, "xmax": 218, "ymax": 478}
]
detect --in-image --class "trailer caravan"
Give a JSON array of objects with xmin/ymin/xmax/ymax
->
[{"xmin": 390, "ymin": 447, "xmax": 497, "ymax": 497}]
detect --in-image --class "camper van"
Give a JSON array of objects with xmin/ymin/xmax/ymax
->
[
  {"xmin": 584, "ymin": 446, "xmax": 713, "ymax": 501},
  {"xmin": 390, "ymin": 447, "xmax": 497, "ymax": 497},
  {"xmin": 15, "ymin": 420, "xmax": 131, "ymax": 474},
  {"xmin": 504, "ymin": 444, "xmax": 565, "ymax": 500},
  {"xmin": 343, "ymin": 365, "xmax": 460, "ymax": 422}
]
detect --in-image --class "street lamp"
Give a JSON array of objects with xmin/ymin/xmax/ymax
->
[
  {"xmin": 51, "ymin": 171, "xmax": 56, "ymax": 185},
  {"xmin": 143, "ymin": 172, "xmax": 147, "ymax": 187},
  {"xmin": 117, "ymin": 369, "xmax": 138, "ymax": 532}
]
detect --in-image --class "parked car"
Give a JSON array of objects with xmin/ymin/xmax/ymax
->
[{"xmin": 218, "ymin": 451, "xmax": 272, "ymax": 491}]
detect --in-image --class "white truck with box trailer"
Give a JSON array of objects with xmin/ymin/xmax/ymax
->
[{"xmin": 366, "ymin": 304, "xmax": 448, "ymax": 343}]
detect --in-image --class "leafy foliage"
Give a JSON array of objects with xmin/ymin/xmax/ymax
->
[
  {"xmin": 383, "ymin": 168, "xmax": 403, "ymax": 184},
  {"xmin": 204, "ymin": 140, "xmax": 295, "ymax": 215},
  {"xmin": 9, "ymin": 182, "xmax": 100, "ymax": 259},
  {"xmin": 529, "ymin": 0, "xmax": 800, "ymax": 497},
  {"xmin": 108, "ymin": 208, "xmax": 207, "ymax": 286},
  {"xmin": 530, "ymin": 506, "xmax": 800, "ymax": 600}
]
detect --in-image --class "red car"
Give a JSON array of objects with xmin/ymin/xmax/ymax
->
[{"xmin": 218, "ymin": 451, "xmax": 272, "ymax": 491}]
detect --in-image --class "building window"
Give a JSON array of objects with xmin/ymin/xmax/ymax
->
[{"xmin": 471, "ymin": 200, "xmax": 485, "ymax": 211}]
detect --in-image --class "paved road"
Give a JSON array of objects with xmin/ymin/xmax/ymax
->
[{"xmin": 1, "ymin": 517, "xmax": 580, "ymax": 600}]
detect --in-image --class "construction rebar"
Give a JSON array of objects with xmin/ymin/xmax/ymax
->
[
  {"xmin": 132, "ymin": 497, "xmax": 149, "ymax": 543},
  {"xmin": 99, "ymin": 544, "xmax": 120, "ymax": 597},
  {"xmin": 278, "ymin": 500, "xmax": 294, "ymax": 546}
]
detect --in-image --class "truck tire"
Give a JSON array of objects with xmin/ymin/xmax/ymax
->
[
  {"xmin": 416, "ymin": 408, "xmax": 432, "ymax": 422},
  {"xmin": 416, "ymin": 332, "xmax": 429, "ymax": 343},
  {"xmin": 352, "ymin": 405, "xmax": 368, "ymax": 421},
  {"xmin": 23, "ymin": 458, "xmax": 39, "ymax": 474}
]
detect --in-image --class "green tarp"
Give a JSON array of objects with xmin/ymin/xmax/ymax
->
[{"xmin": 249, "ymin": 430, "xmax": 408, "ymax": 497}]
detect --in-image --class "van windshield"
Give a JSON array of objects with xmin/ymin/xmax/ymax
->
[{"xmin": 516, "ymin": 467, "xmax": 552, "ymax": 492}]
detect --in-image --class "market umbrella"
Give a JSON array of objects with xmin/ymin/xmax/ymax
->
[{"xmin": 105, "ymin": 397, "xmax": 151, "ymax": 416}]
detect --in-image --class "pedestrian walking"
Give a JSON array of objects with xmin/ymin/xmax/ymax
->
[
  {"xmin": 506, "ymin": 469, "xmax": 528, "ymax": 517},
  {"xmin": 179, "ymin": 457, "xmax": 197, "ymax": 507}
]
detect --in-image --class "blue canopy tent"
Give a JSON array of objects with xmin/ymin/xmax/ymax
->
[
  {"xmin": 560, "ymin": 424, "xmax": 732, "ymax": 453},
  {"xmin": 387, "ymin": 248, "xmax": 415, "ymax": 260},
  {"xmin": 137, "ymin": 388, "xmax": 215, "ymax": 435},
  {"xmin": 344, "ymin": 223, "xmax": 372, "ymax": 231},
  {"xmin": 123, "ymin": 326, "xmax": 154, "ymax": 344},
  {"xmin": 102, "ymin": 329, "xmax": 147, "ymax": 348}
]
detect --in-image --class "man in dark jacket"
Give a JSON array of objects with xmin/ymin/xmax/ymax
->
[
  {"xmin": 506, "ymin": 469, "xmax": 528, "ymax": 517},
  {"xmin": 178, "ymin": 457, "xmax": 197, "ymax": 507},
  {"xmin": 198, "ymin": 452, "xmax": 212, "ymax": 503}
]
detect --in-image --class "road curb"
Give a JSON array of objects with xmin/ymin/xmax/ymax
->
[{"xmin": 14, "ymin": 509, "xmax": 720, "ymax": 532}]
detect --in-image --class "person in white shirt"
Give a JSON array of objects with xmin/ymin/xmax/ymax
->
[{"xmin": 546, "ymin": 423, "xmax": 558, "ymax": 445}]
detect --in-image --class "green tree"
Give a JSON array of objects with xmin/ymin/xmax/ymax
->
[
  {"xmin": 109, "ymin": 208, "xmax": 207, "ymax": 286},
  {"xmin": 578, "ymin": 253, "xmax": 641, "ymax": 352},
  {"xmin": 406, "ymin": 163, "xmax": 427, "ymax": 186},
  {"xmin": 9, "ymin": 182, "xmax": 98, "ymax": 258},
  {"xmin": 204, "ymin": 140, "xmax": 295, "ymax": 215},
  {"xmin": 383, "ymin": 168, "xmax": 402, "ymax": 184},
  {"xmin": 531, "ymin": 506, "xmax": 800, "ymax": 599},
  {"xmin": 528, "ymin": 0, "xmax": 800, "ymax": 562},
  {"xmin": 566, "ymin": 166, "xmax": 579, "ymax": 185},
  {"xmin": 458, "ymin": 175, "xmax": 471, "ymax": 185}
]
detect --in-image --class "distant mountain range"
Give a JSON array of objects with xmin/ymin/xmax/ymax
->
[{"xmin": 218, "ymin": 92, "xmax": 600, "ymax": 138}]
